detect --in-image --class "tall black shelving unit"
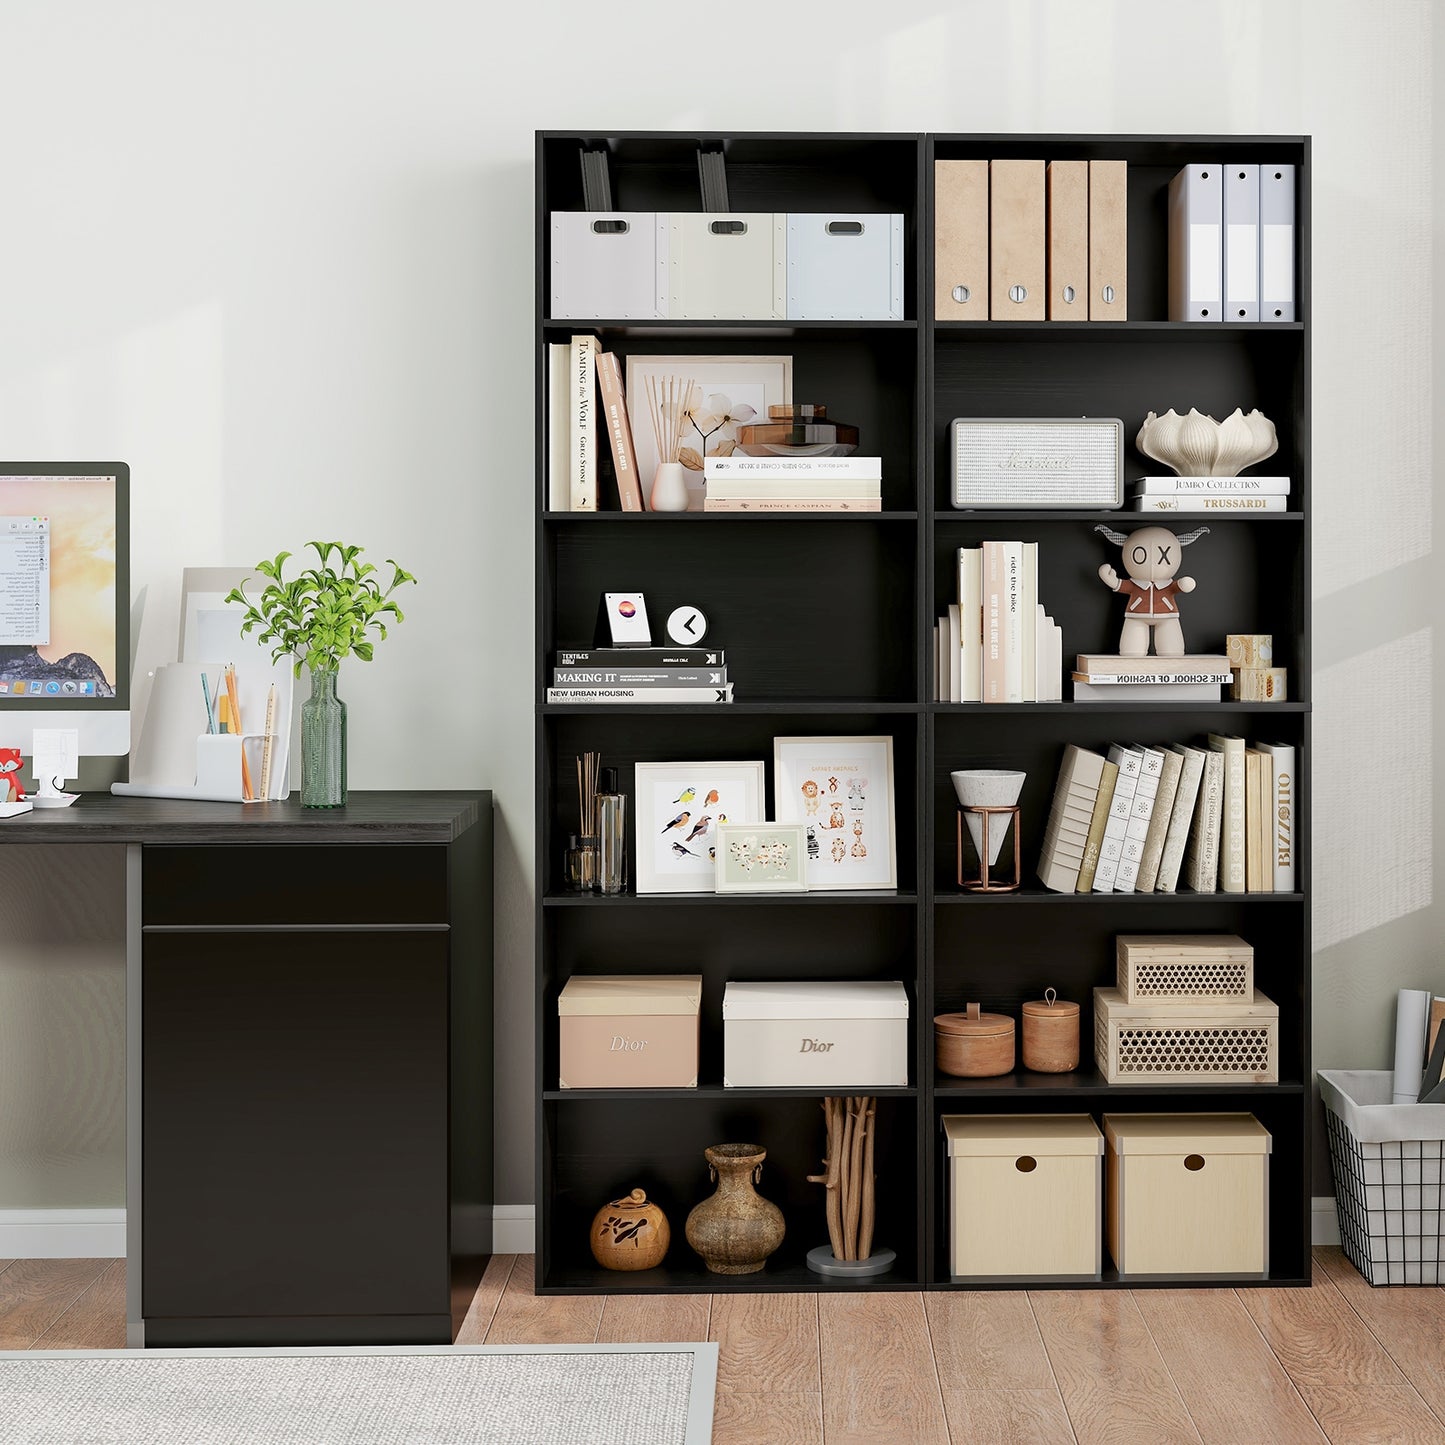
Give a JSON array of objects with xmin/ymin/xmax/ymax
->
[{"xmin": 535, "ymin": 131, "xmax": 1310, "ymax": 1294}]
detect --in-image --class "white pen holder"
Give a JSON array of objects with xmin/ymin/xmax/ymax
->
[{"xmin": 196, "ymin": 733, "xmax": 264, "ymax": 803}]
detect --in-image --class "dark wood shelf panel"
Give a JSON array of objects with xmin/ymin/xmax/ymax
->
[
  {"xmin": 934, "ymin": 320, "xmax": 1304, "ymax": 338},
  {"xmin": 540, "ymin": 700, "xmax": 924, "ymax": 716},
  {"xmin": 540, "ymin": 1259, "xmax": 922, "ymax": 1295},
  {"xmin": 544, "ymin": 510, "xmax": 919, "ymax": 523},
  {"xmin": 543, "ymin": 889, "xmax": 920, "ymax": 908},
  {"xmin": 544, "ymin": 1084, "xmax": 917, "ymax": 1102},
  {"xmin": 934, "ymin": 509, "xmax": 1303, "ymax": 523},
  {"xmin": 935, "ymin": 1269, "xmax": 1310, "ymax": 1292},
  {"xmin": 542, "ymin": 317, "xmax": 918, "ymax": 334},
  {"xmin": 931, "ymin": 701, "xmax": 1309, "ymax": 714},
  {"xmin": 934, "ymin": 889, "xmax": 1306, "ymax": 905},
  {"xmin": 933, "ymin": 1070, "xmax": 1305, "ymax": 1098}
]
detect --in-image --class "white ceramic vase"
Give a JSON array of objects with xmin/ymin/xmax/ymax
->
[
  {"xmin": 1135, "ymin": 407, "xmax": 1279, "ymax": 477},
  {"xmin": 951, "ymin": 769, "xmax": 1025, "ymax": 866},
  {"xmin": 650, "ymin": 461, "xmax": 690, "ymax": 512}
]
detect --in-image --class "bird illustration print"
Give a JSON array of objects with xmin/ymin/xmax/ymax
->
[
  {"xmin": 670, "ymin": 841, "xmax": 698, "ymax": 858},
  {"xmin": 684, "ymin": 814, "xmax": 712, "ymax": 843},
  {"xmin": 672, "ymin": 786, "xmax": 696, "ymax": 805},
  {"xmin": 702, "ymin": 788, "xmax": 720, "ymax": 807},
  {"xmin": 715, "ymin": 813, "xmax": 728, "ymax": 825},
  {"xmin": 660, "ymin": 810, "xmax": 691, "ymax": 834}
]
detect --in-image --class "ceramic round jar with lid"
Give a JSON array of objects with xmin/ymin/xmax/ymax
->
[
  {"xmin": 1021, "ymin": 989, "xmax": 1081, "ymax": 1073},
  {"xmin": 590, "ymin": 1188, "xmax": 671, "ymax": 1271},
  {"xmin": 934, "ymin": 1003, "xmax": 1015, "ymax": 1077}
]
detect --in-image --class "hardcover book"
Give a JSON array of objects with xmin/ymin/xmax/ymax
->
[
  {"xmin": 1207, "ymin": 733, "xmax": 1247, "ymax": 892},
  {"xmin": 1184, "ymin": 749, "xmax": 1225, "ymax": 893},
  {"xmin": 1155, "ymin": 745, "xmax": 1206, "ymax": 893}
]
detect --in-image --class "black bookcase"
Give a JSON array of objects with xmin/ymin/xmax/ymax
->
[{"xmin": 535, "ymin": 131, "xmax": 1310, "ymax": 1294}]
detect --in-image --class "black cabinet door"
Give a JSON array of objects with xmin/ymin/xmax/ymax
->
[{"xmin": 142, "ymin": 929, "xmax": 449, "ymax": 1322}]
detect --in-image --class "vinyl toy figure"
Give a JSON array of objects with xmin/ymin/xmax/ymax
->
[
  {"xmin": 1094, "ymin": 524, "xmax": 1210, "ymax": 658},
  {"xmin": 0, "ymin": 749, "xmax": 24, "ymax": 803}
]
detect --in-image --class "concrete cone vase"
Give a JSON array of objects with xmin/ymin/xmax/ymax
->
[{"xmin": 951, "ymin": 769, "xmax": 1025, "ymax": 866}]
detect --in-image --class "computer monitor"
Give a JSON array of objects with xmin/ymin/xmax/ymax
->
[{"xmin": 0, "ymin": 463, "xmax": 129, "ymax": 757}]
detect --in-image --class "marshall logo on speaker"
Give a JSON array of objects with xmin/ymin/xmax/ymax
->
[{"xmin": 952, "ymin": 417, "xmax": 1123, "ymax": 508}]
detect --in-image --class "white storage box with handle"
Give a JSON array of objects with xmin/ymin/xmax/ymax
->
[
  {"xmin": 550, "ymin": 213, "xmax": 668, "ymax": 320},
  {"xmin": 1320, "ymin": 1069, "xmax": 1445, "ymax": 1285},
  {"xmin": 722, "ymin": 980, "xmax": 908, "ymax": 1088},
  {"xmin": 785, "ymin": 213, "xmax": 905, "ymax": 319},
  {"xmin": 667, "ymin": 213, "xmax": 786, "ymax": 320}
]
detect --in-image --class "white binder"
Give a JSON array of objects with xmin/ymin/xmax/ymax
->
[
  {"xmin": 1168, "ymin": 164, "xmax": 1222, "ymax": 322},
  {"xmin": 1259, "ymin": 164, "xmax": 1296, "ymax": 322},
  {"xmin": 1223, "ymin": 164, "xmax": 1260, "ymax": 322}
]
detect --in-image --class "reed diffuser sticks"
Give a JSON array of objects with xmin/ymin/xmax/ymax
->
[
  {"xmin": 576, "ymin": 751, "xmax": 601, "ymax": 838},
  {"xmin": 645, "ymin": 376, "xmax": 689, "ymax": 465}
]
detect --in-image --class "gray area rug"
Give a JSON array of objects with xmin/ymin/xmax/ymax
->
[{"xmin": 0, "ymin": 1343, "xmax": 717, "ymax": 1445}]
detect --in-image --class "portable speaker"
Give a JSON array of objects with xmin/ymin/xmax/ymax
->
[{"xmin": 951, "ymin": 417, "xmax": 1123, "ymax": 508}]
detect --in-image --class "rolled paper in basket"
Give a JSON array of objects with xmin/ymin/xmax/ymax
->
[{"xmin": 1392, "ymin": 988, "xmax": 1432, "ymax": 1104}]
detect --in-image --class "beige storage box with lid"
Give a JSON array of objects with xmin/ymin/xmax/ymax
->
[
  {"xmin": 942, "ymin": 1114, "xmax": 1104, "ymax": 1279},
  {"xmin": 722, "ymin": 980, "xmax": 908, "ymax": 1088},
  {"xmin": 558, "ymin": 975, "xmax": 702, "ymax": 1089},
  {"xmin": 1104, "ymin": 1112, "xmax": 1272, "ymax": 1276}
]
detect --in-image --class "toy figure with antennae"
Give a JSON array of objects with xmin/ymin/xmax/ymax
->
[{"xmin": 1094, "ymin": 524, "xmax": 1210, "ymax": 658}]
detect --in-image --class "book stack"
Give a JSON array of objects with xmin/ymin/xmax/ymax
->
[
  {"xmin": 547, "ymin": 647, "xmax": 733, "ymax": 705},
  {"xmin": 1072, "ymin": 653, "xmax": 1233, "ymax": 704},
  {"xmin": 1037, "ymin": 736, "xmax": 1295, "ymax": 894},
  {"xmin": 1131, "ymin": 476, "xmax": 1292, "ymax": 513},
  {"xmin": 934, "ymin": 544, "xmax": 1064, "ymax": 703},
  {"xmin": 546, "ymin": 336, "xmax": 646, "ymax": 513},
  {"xmin": 701, "ymin": 456, "xmax": 881, "ymax": 512}
]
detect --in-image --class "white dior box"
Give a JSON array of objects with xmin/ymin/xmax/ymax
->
[{"xmin": 722, "ymin": 980, "xmax": 909, "ymax": 1088}]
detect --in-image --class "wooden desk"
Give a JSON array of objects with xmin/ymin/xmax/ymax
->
[{"xmin": 0, "ymin": 792, "xmax": 492, "ymax": 1347}]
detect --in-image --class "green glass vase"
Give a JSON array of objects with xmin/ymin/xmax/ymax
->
[{"xmin": 301, "ymin": 665, "xmax": 347, "ymax": 808}]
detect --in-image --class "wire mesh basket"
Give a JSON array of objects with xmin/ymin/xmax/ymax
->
[{"xmin": 1320, "ymin": 1069, "xmax": 1445, "ymax": 1286}]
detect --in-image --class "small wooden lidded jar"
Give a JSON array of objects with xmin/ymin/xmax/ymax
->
[
  {"xmin": 935, "ymin": 1003, "xmax": 1015, "ymax": 1077},
  {"xmin": 1021, "ymin": 989, "xmax": 1080, "ymax": 1073}
]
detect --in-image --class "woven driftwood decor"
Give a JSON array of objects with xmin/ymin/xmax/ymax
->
[{"xmin": 807, "ymin": 1095, "xmax": 877, "ymax": 1261}]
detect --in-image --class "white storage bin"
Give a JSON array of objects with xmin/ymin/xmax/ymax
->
[
  {"xmin": 550, "ymin": 212, "xmax": 667, "ymax": 319},
  {"xmin": 1320, "ymin": 1069, "xmax": 1445, "ymax": 1285},
  {"xmin": 786, "ymin": 213, "xmax": 905, "ymax": 319},
  {"xmin": 943, "ymin": 1114, "xmax": 1104, "ymax": 1280},
  {"xmin": 722, "ymin": 980, "xmax": 908, "ymax": 1088},
  {"xmin": 667, "ymin": 213, "xmax": 786, "ymax": 320}
]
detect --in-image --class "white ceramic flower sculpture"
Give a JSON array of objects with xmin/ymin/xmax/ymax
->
[{"xmin": 1136, "ymin": 407, "xmax": 1278, "ymax": 477}]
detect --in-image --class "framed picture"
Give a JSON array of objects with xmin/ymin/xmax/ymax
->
[
  {"xmin": 625, "ymin": 354, "xmax": 793, "ymax": 512},
  {"xmin": 772, "ymin": 736, "xmax": 897, "ymax": 891},
  {"xmin": 714, "ymin": 821, "xmax": 809, "ymax": 894},
  {"xmin": 634, "ymin": 761, "xmax": 766, "ymax": 893}
]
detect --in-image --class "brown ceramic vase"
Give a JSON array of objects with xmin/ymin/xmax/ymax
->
[
  {"xmin": 685, "ymin": 1143, "xmax": 786, "ymax": 1275},
  {"xmin": 590, "ymin": 1187, "xmax": 671, "ymax": 1271}
]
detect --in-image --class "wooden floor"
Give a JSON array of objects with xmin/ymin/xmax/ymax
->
[{"xmin": 4, "ymin": 1250, "xmax": 1445, "ymax": 1442}]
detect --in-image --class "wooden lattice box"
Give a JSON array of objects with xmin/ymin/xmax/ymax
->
[
  {"xmin": 1093, "ymin": 986, "xmax": 1278, "ymax": 1085},
  {"xmin": 1115, "ymin": 934, "xmax": 1253, "ymax": 1003}
]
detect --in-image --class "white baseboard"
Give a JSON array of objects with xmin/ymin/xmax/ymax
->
[
  {"xmin": 1312, "ymin": 1195, "xmax": 1341, "ymax": 1246},
  {"xmin": 0, "ymin": 1209, "xmax": 125, "ymax": 1258},
  {"xmin": 492, "ymin": 1205, "xmax": 535, "ymax": 1255}
]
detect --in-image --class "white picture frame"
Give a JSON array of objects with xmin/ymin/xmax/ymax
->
[
  {"xmin": 625, "ymin": 354, "xmax": 793, "ymax": 512},
  {"xmin": 714, "ymin": 821, "xmax": 809, "ymax": 894},
  {"xmin": 634, "ymin": 761, "xmax": 766, "ymax": 894},
  {"xmin": 772, "ymin": 736, "xmax": 897, "ymax": 891}
]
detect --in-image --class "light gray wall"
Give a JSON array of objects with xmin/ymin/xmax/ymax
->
[{"xmin": 0, "ymin": 0, "xmax": 1433, "ymax": 1211}]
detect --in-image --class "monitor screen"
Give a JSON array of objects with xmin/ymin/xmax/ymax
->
[{"xmin": 0, "ymin": 468, "xmax": 127, "ymax": 708}]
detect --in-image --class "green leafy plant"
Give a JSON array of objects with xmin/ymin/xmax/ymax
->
[{"xmin": 226, "ymin": 541, "xmax": 416, "ymax": 675}]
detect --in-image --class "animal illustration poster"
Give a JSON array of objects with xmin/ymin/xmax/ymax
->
[
  {"xmin": 772, "ymin": 736, "xmax": 897, "ymax": 891},
  {"xmin": 633, "ymin": 761, "xmax": 766, "ymax": 893}
]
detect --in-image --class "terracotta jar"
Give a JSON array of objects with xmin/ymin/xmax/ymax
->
[
  {"xmin": 590, "ymin": 1188, "xmax": 670, "ymax": 1271},
  {"xmin": 935, "ymin": 1003, "xmax": 1015, "ymax": 1077},
  {"xmin": 685, "ymin": 1144, "xmax": 786, "ymax": 1275},
  {"xmin": 1021, "ymin": 989, "xmax": 1080, "ymax": 1073}
]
